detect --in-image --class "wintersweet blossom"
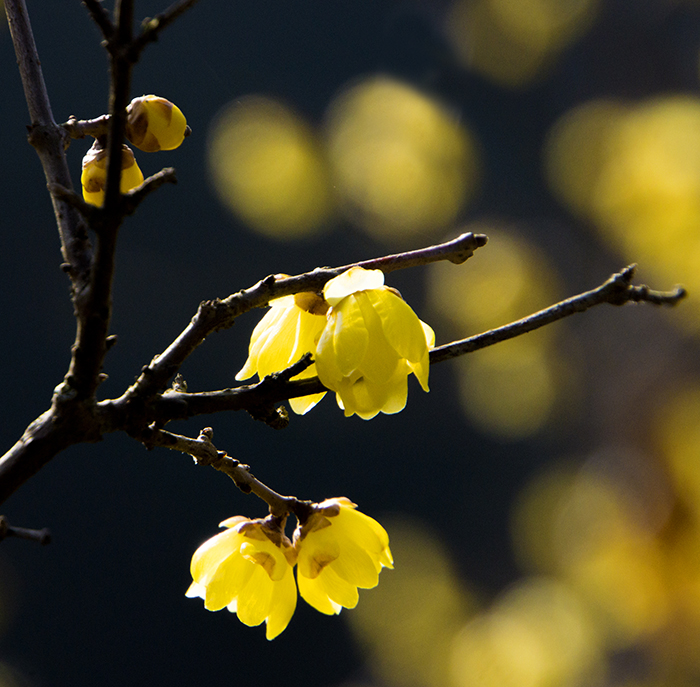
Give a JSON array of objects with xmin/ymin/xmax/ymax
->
[
  {"xmin": 294, "ymin": 497, "xmax": 393, "ymax": 615},
  {"xmin": 315, "ymin": 266, "xmax": 435, "ymax": 419},
  {"xmin": 125, "ymin": 95, "xmax": 188, "ymax": 152},
  {"xmin": 236, "ymin": 291, "xmax": 328, "ymax": 414},
  {"xmin": 186, "ymin": 516, "xmax": 297, "ymax": 640},
  {"xmin": 80, "ymin": 142, "xmax": 144, "ymax": 207}
]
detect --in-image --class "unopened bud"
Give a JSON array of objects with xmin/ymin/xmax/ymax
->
[
  {"xmin": 126, "ymin": 95, "xmax": 189, "ymax": 152},
  {"xmin": 81, "ymin": 142, "xmax": 145, "ymax": 207}
]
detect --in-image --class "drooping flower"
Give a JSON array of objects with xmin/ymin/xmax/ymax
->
[
  {"xmin": 186, "ymin": 516, "xmax": 297, "ymax": 640},
  {"xmin": 80, "ymin": 141, "xmax": 144, "ymax": 207},
  {"xmin": 236, "ymin": 290, "xmax": 329, "ymax": 414},
  {"xmin": 294, "ymin": 497, "xmax": 393, "ymax": 615},
  {"xmin": 314, "ymin": 266, "xmax": 435, "ymax": 420},
  {"xmin": 126, "ymin": 95, "xmax": 189, "ymax": 152}
]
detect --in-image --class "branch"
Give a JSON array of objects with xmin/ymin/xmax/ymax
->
[
  {"xmin": 0, "ymin": 516, "xmax": 51, "ymax": 545},
  {"xmin": 4, "ymin": 0, "xmax": 93, "ymax": 288},
  {"xmin": 82, "ymin": 0, "xmax": 115, "ymax": 42},
  {"xmin": 123, "ymin": 231, "xmax": 488, "ymax": 399},
  {"xmin": 136, "ymin": 427, "xmax": 312, "ymax": 519},
  {"xmin": 130, "ymin": 0, "xmax": 204, "ymax": 59},
  {"xmin": 429, "ymin": 264, "xmax": 687, "ymax": 363},
  {"xmin": 137, "ymin": 265, "xmax": 687, "ymax": 424}
]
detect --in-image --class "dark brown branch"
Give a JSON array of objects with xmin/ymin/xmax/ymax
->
[
  {"xmin": 0, "ymin": 516, "xmax": 51, "ymax": 545},
  {"xmin": 136, "ymin": 265, "xmax": 687, "ymax": 424},
  {"xmin": 121, "ymin": 168, "xmax": 178, "ymax": 214},
  {"xmin": 429, "ymin": 265, "xmax": 687, "ymax": 364},
  {"xmin": 130, "ymin": 0, "xmax": 204, "ymax": 58},
  {"xmin": 82, "ymin": 0, "xmax": 115, "ymax": 42},
  {"xmin": 62, "ymin": 114, "xmax": 111, "ymax": 140},
  {"xmin": 124, "ymin": 231, "xmax": 488, "ymax": 399},
  {"xmin": 5, "ymin": 0, "xmax": 93, "ymax": 288},
  {"xmin": 137, "ymin": 427, "xmax": 311, "ymax": 519}
]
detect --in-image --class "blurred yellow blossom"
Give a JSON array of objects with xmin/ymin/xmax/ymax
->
[
  {"xmin": 294, "ymin": 497, "xmax": 393, "ymax": 615},
  {"xmin": 316, "ymin": 267, "xmax": 435, "ymax": 420},
  {"xmin": 186, "ymin": 516, "xmax": 297, "ymax": 640},
  {"xmin": 125, "ymin": 95, "xmax": 188, "ymax": 152},
  {"xmin": 80, "ymin": 142, "xmax": 144, "ymax": 207},
  {"xmin": 236, "ymin": 290, "xmax": 329, "ymax": 414}
]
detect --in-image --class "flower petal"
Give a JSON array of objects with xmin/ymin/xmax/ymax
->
[{"xmin": 323, "ymin": 267, "xmax": 384, "ymax": 306}]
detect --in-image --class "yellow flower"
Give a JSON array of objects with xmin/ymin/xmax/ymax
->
[
  {"xmin": 236, "ymin": 291, "xmax": 329, "ymax": 414},
  {"xmin": 294, "ymin": 497, "xmax": 393, "ymax": 615},
  {"xmin": 186, "ymin": 516, "xmax": 297, "ymax": 640},
  {"xmin": 80, "ymin": 142, "xmax": 144, "ymax": 207},
  {"xmin": 315, "ymin": 266, "xmax": 435, "ymax": 420},
  {"xmin": 125, "ymin": 95, "xmax": 189, "ymax": 152}
]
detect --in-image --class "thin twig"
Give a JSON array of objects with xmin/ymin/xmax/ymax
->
[
  {"xmin": 123, "ymin": 231, "xmax": 488, "ymax": 400},
  {"xmin": 0, "ymin": 516, "xmax": 51, "ymax": 545},
  {"xmin": 130, "ymin": 0, "xmax": 203, "ymax": 58},
  {"xmin": 82, "ymin": 0, "xmax": 114, "ymax": 42},
  {"xmin": 139, "ymin": 265, "xmax": 688, "ymax": 423},
  {"xmin": 429, "ymin": 265, "xmax": 687, "ymax": 363},
  {"xmin": 137, "ymin": 427, "xmax": 311, "ymax": 519},
  {"xmin": 4, "ymin": 0, "xmax": 93, "ymax": 287}
]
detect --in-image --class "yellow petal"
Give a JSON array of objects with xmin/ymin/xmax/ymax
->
[
  {"xmin": 190, "ymin": 528, "xmax": 245, "ymax": 585},
  {"xmin": 323, "ymin": 266, "xmax": 384, "ymax": 306},
  {"xmin": 316, "ymin": 566, "xmax": 360, "ymax": 609},
  {"xmin": 204, "ymin": 551, "xmax": 255, "ymax": 611},
  {"xmin": 265, "ymin": 569, "xmax": 298, "ymax": 640},
  {"xmin": 365, "ymin": 288, "xmax": 429, "ymax": 363},
  {"xmin": 297, "ymin": 571, "xmax": 343, "ymax": 615},
  {"xmin": 236, "ymin": 566, "xmax": 274, "ymax": 627},
  {"xmin": 331, "ymin": 296, "xmax": 370, "ymax": 376}
]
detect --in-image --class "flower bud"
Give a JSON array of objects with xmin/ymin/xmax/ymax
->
[
  {"xmin": 80, "ymin": 142, "xmax": 144, "ymax": 207},
  {"xmin": 126, "ymin": 95, "xmax": 188, "ymax": 152}
]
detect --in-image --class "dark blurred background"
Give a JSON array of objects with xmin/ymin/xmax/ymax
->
[{"xmin": 3, "ymin": 1, "xmax": 700, "ymax": 686}]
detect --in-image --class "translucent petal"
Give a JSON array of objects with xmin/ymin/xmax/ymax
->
[
  {"xmin": 190, "ymin": 529, "xmax": 245, "ymax": 585},
  {"xmin": 235, "ymin": 301, "xmax": 292, "ymax": 380},
  {"xmin": 204, "ymin": 551, "xmax": 255, "ymax": 611},
  {"xmin": 365, "ymin": 289, "xmax": 429, "ymax": 363},
  {"xmin": 297, "ymin": 533, "xmax": 341, "ymax": 579},
  {"xmin": 354, "ymin": 293, "xmax": 400, "ymax": 384},
  {"xmin": 331, "ymin": 297, "xmax": 370, "ymax": 376},
  {"xmin": 324, "ymin": 267, "xmax": 384, "ymax": 306},
  {"xmin": 298, "ymin": 570, "xmax": 342, "ymax": 615},
  {"xmin": 265, "ymin": 569, "xmax": 298, "ymax": 640},
  {"xmin": 240, "ymin": 540, "xmax": 289, "ymax": 582},
  {"xmin": 185, "ymin": 581, "xmax": 206, "ymax": 599},
  {"xmin": 289, "ymin": 392, "xmax": 326, "ymax": 415},
  {"xmin": 256, "ymin": 309, "xmax": 303, "ymax": 377},
  {"xmin": 318, "ymin": 566, "xmax": 360, "ymax": 609},
  {"xmin": 327, "ymin": 539, "xmax": 380, "ymax": 588},
  {"xmin": 236, "ymin": 566, "xmax": 274, "ymax": 627}
]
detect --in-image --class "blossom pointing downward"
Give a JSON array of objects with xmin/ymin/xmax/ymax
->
[
  {"xmin": 187, "ymin": 500, "xmax": 392, "ymax": 638},
  {"xmin": 186, "ymin": 516, "xmax": 297, "ymax": 640},
  {"xmin": 235, "ymin": 290, "xmax": 329, "ymax": 414},
  {"xmin": 316, "ymin": 266, "xmax": 435, "ymax": 419},
  {"xmin": 294, "ymin": 498, "xmax": 394, "ymax": 615}
]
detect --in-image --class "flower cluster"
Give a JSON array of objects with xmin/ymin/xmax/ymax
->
[
  {"xmin": 80, "ymin": 95, "xmax": 188, "ymax": 207},
  {"xmin": 236, "ymin": 266, "xmax": 434, "ymax": 419},
  {"xmin": 187, "ymin": 498, "xmax": 393, "ymax": 640}
]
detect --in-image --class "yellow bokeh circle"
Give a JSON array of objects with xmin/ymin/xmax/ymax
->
[
  {"xmin": 208, "ymin": 95, "xmax": 333, "ymax": 239},
  {"xmin": 325, "ymin": 76, "xmax": 478, "ymax": 245}
]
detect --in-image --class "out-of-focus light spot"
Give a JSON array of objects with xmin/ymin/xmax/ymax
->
[
  {"xmin": 654, "ymin": 385, "xmax": 700, "ymax": 519},
  {"xmin": 446, "ymin": 0, "xmax": 599, "ymax": 88},
  {"xmin": 544, "ymin": 99, "xmax": 628, "ymax": 215},
  {"xmin": 513, "ymin": 464, "xmax": 670, "ymax": 647},
  {"xmin": 346, "ymin": 517, "xmax": 474, "ymax": 687},
  {"xmin": 208, "ymin": 95, "xmax": 333, "ymax": 239},
  {"xmin": 450, "ymin": 577, "xmax": 603, "ymax": 687},
  {"xmin": 427, "ymin": 227, "xmax": 575, "ymax": 439},
  {"xmin": 0, "ymin": 663, "xmax": 26, "ymax": 687},
  {"xmin": 325, "ymin": 76, "xmax": 478, "ymax": 246},
  {"xmin": 454, "ymin": 336, "xmax": 563, "ymax": 439},
  {"xmin": 545, "ymin": 96, "xmax": 700, "ymax": 334}
]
